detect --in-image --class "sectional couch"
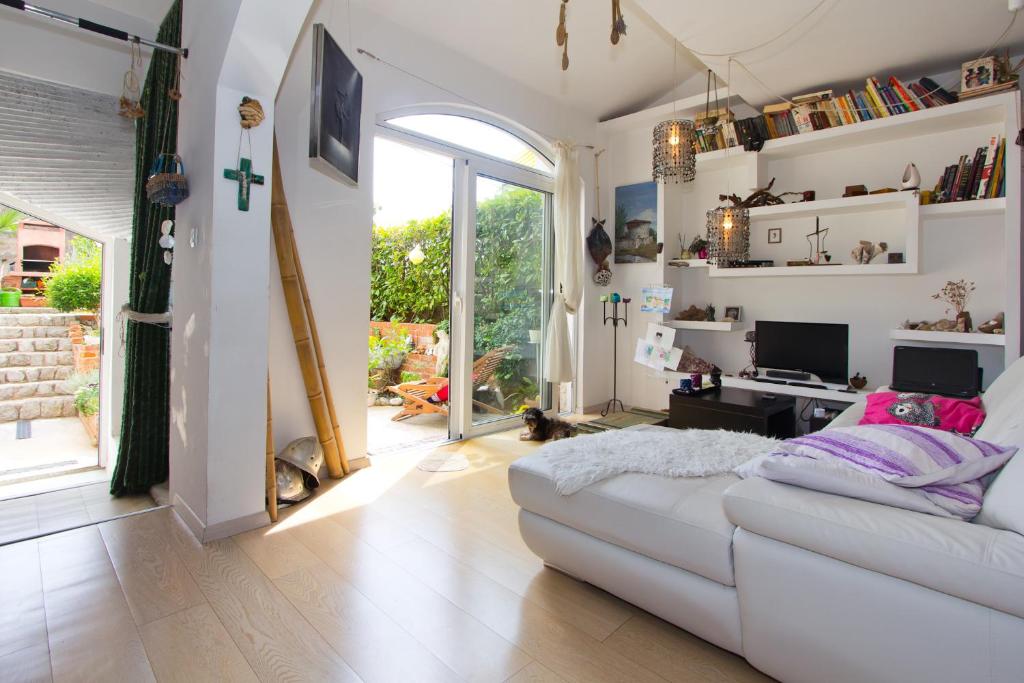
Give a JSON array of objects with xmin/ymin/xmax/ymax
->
[{"xmin": 508, "ymin": 358, "xmax": 1024, "ymax": 683}]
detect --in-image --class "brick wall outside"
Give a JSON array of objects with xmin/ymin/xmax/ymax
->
[
  {"xmin": 370, "ymin": 321, "xmax": 442, "ymax": 381},
  {"xmin": 67, "ymin": 320, "xmax": 100, "ymax": 374}
]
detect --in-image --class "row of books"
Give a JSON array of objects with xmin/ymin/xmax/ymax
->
[
  {"xmin": 690, "ymin": 75, "xmax": 972, "ymax": 154},
  {"xmin": 935, "ymin": 136, "xmax": 1007, "ymax": 202}
]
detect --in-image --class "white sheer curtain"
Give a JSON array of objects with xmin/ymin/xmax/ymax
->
[{"xmin": 544, "ymin": 141, "xmax": 583, "ymax": 383}]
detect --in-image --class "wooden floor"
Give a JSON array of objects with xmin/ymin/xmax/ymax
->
[{"xmin": 0, "ymin": 428, "xmax": 772, "ymax": 682}]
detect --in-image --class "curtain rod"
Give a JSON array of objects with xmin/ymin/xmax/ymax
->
[{"xmin": 0, "ymin": 0, "xmax": 188, "ymax": 58}]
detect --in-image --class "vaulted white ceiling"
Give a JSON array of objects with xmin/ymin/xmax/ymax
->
[
  {"xmin": 351, "ymin": 0, "xmax": 706, "ymax": 121},
  {"xmin": 636, "ymin": 0, "xmax": 1024, "ymax": 109}
]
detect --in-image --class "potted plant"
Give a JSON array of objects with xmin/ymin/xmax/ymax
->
[
  {"xmin": 0, "ymin": 286, "xmax": 19, "ymax": 308},
  {"xmin": 932, "ymin": 279, "xmax": 976, "ymax": 332},
  {"xmin": 67, "ymin": 371, "xmax": 100, "ymax": 446}
]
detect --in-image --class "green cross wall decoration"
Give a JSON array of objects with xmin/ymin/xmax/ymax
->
[{"xmin": 223, "ymin": 157, "xmax": 264, "ymax": 211}]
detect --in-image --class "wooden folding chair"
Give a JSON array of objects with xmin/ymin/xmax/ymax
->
[{"xmin": 387, "ymin": 377, "xmax": 449, "ymax": 422}]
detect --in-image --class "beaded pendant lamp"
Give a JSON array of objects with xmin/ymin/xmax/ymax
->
[
  {"xmin": 652, "ymin": 119, "xmax": 696, "ymax": 183},
  {"xmin": 706, "ymin": 206, "xmax": 750, "ymax": 267}
]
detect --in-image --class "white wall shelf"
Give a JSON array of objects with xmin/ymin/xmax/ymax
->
[
  {"xmin": 889, "ymin": 329, "xmax": 1006, "ymax": 346},
  {"xmin": 709, "ymin": 263, "xmax": 916, "ymax": 278},
  {"xmin": 664, "ymin": 320, "xmax": 742, "ymax": 331},
  {"xmin": 920, "ymin": 198, "xmax": 1005, "ymax": 219},
  {"xmin": 661, "ymin": 372, "xmax": 867, "ymax": 403},
  {"xmin": 747, "ymin": 192, "xmax": 916, "ymax": 220},
  {"xmin": 667, "ymin": 258, "xmax": 709, "ymax": 269}
]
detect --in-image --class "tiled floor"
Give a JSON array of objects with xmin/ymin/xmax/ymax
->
[
  {"xmin": 0, "ymin": 428, "xmax": 772, "ymax": 682},
  {"xmin": 366, "ymin": 403, "xmax": 448, "ymax": 455},
  {"xmin": 0, "ymin": 417, "xmax": 98, "ymax": 487},
  {"xmin": 0, "ymin": 481, "xmax": 155, "ymax": 545}
]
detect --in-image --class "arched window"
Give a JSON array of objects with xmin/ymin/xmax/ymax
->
[{"xmin": 382, "ymin": 112, "xmax": 554, "ymax": 174}]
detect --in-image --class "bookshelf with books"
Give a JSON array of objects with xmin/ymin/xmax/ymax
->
[{"xmin": 598, "ymin": 88, "xmax": 1021, "ymax": 381}]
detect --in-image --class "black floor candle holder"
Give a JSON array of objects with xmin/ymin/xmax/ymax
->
[{"xmin": 601, "ymin": 297, "xmax": 629, "ymax": 416}]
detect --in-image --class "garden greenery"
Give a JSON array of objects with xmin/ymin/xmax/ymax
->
[
  {"xmin": 67, "ymin": 370, "xmax": 100, "ymax": 417},
  {"xmin": 45, "ymin": 236, "xmax": 101, "ymax": 312},
  {"xmin": 371, "ymin": 186, "xmax": 545, "ymax": 404}
]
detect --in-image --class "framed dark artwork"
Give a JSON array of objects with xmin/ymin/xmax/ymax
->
[
  {"xmin": 768, "ymin": 227, "xmax": 782, "ymax": 244},
  {"xmin": 310, "ymin": 24, "xmax": 363, "ymax": 186}
]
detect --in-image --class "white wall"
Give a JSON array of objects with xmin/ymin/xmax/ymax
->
[
  {"xmin": 600, "ymin": 117, "xmax": 1011, "ymax": 413},
  {"xmin": 268, "ymin": 1, "xmax": 601, "ymax": 458},
  {"xmin": 0, "ymin": 0, "xmax": 157, "ymax": 97}
]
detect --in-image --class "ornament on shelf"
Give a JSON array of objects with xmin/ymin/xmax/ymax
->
[
  {"xmin": 901, "ymin": 162, "xmax": 921, "ymax": 190},
  {"xmin": 849, "ymin": 373, "xmax": 868, "ymax": 390},
  {"xmin": 978, "ymin": 312, "xmax": 1005, "ymax": 334},
  {"xmin": 851, "ymin": 240, "xmax": 887, "ymax": 264}
]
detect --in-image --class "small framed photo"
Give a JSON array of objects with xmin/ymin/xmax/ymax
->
[
  {"xmin": 888, "ymin": 252, "xmax": 905, "ymax": 264},
  {"xmin": 723, "ymin": 306, "xmax": 742, "ymax": 322},
  {"xmin": 767, "ymin": 227, "xmax": 782, "ymax": 244},
  {"xmin": 961, "ymin": 57, "xmax": 996, "ymax": 93}
]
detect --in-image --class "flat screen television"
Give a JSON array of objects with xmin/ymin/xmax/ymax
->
[{"xmin": 755, "ymin": 321, "xmax": 849, "ymax": 385}]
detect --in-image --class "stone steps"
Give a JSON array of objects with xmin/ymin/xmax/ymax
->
[
  {"xmin": 0, "ymin": 366, "xmax": 74, "ymax": 383},
  {"xmin": 0, "ymin": 338, "xmax": 73, "ymax": 353},
  {"xmin": 0, "ymin": 380, "xmax": 71, "ymax": 401},
  {"xmin": 0, "ymin": 306, "xmax": 58, "ymax": 314},
  {"xmin": 0, "ymin": 395, "xmax": 76, "ymax": 422},
  {"xmin": 0, "ymin": 351, "xmax": 74, "ymax": 369},
  {"xmin": 0, "ymin": 326, "xmax": 69, "ymax": 340},
  {"xmin": 0, "ymin": 313, "xmax": 79, "ymax": 327}
]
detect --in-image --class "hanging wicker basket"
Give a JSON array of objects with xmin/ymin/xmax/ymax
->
[{"xmin": 146, "ymin": 154, "xmax": 189, "ymax": 206}]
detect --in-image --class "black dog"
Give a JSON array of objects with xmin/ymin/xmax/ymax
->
[{"xmin": 519, "ymin": 407, "xmax": 575, "ymax": 442}]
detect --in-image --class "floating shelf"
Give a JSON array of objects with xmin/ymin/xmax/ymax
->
[
  {"xmin": 709, "ymin": 263, "xmax": 917, "ymax": 278},
  {"xmin": 920, "ymin": 197, "xmax": 1005, "ymax": 219},
  {"xmin": 667, "ymin": 259, "xmax": 709, "ymax": 269},
  {"xmin": 664, "ymin": 320, "xmax": 742, "ymax": 331},
  {"xmin": 889, "ymin": 329, "xmax": 1006, "ymax": 346},
  {"xmin": 747, "ymin": 192, "xmax": 916, "ymax": 220}
]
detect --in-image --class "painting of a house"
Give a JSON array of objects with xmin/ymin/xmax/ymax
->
[{"xmin": 614, "ymin": 181, "xmax": 658, "ymax": 263}]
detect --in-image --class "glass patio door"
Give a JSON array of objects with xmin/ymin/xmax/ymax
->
[{"xmin": 449, "ymin": 160, "xmax": 554, "ymax": 438}]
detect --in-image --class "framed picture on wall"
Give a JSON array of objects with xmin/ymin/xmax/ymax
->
[
  {"xmin": 614, "ymin": 181, "xmax": 658, "ymax": 264},
  {"xmin": 310, "ymin": 23, "xmax": 363, "ymax": 186},
  {"xmin": 723, "ymin": 306, "xmax": 742, "ymax": 322},
  {"xmin": 768, "ymin": 227, "xmax": 782, "ymax": 244}
]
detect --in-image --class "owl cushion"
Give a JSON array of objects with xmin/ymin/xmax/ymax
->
[{"xmin": 859, "ymin": 391, "xmax": 986, "ymax": 436}]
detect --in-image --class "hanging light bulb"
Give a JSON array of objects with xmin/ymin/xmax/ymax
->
[
  {"xmin": 706, "ymin": 207, "xmax": 749, "ymax": 268},
  {"xmin": 407, "ymin": 244, "xmax": 425, "ymax": 265}
]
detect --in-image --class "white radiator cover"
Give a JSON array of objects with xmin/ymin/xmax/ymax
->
[{"xmin": 0, "ymin": 70, "xmax": 135, "ymax": 237}]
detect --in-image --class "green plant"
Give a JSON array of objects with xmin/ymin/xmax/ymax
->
[
  {"xmin": 0, "ymin": 209, "xmax": 22, "ymax": 236},
  {"xmin": 399, "ymin": 371, "xmax": 422, "ymax": 383},
  {"xmin": 67, "ymin": 371, "xmax": 100, "ymax": 417},
  {"xmin": 45, "ymin": 236, "xmax": 101, "ymax": 312}
]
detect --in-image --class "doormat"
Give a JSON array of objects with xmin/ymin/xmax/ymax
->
[{"xmin": 576, "ymin": 408, "xmax": 668, "ymax": 434}]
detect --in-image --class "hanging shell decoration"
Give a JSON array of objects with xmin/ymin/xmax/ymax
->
[
  {"xmin": 118, "ymin": 42, "xmax": 145, "ymax": 119},
  {"xmin": 556, "ymin": 0, "xmax": 625, "ymax": 71},
  {"xmin": 238, "ymin": 97, "xmax": 265, "ymax": 129}
]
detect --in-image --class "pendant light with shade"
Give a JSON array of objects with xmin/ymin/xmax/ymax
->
[
  {"xmin": 652, "ymin": 40, "xmax": 696, "ymax": 183},
  {"xmin": 407, "ymin": 244, "xmax": 426, "ymax": 265}
]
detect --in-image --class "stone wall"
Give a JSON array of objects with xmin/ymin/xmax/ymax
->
[{"xmin": 370, "ymin": 320, "xmax": 441, "ymax": 380}]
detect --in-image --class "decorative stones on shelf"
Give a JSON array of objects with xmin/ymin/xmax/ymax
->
[
  {"xmin": 675, "ymin": 304, "xmax": 707, "ymax": 322},
  {"xmin": 851, "ymin": 240, "xmax": 888, "ymax": 264},
  {"xmin": 978, "ymin": 312, "xmax": 1005, "ymax": 334}
]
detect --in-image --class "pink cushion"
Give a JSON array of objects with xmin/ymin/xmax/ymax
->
[{"xmin": 859, "ymin": 392, "xmax": 985, "ymax": 436}]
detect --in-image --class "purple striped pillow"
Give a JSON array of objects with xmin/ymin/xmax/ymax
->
[{"xmin": 760, "ymin": 425, "xmax": 1017, "ymax": 519}]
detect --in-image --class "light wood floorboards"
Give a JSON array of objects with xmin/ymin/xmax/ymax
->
[{"xmin": 0, "ymin": 429, "xmax": 772, "ymax": 682}]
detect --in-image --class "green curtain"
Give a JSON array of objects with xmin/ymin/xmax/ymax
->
[{"xmin": 110, "ymin": 0, "xmax": 181, "ymax": 496}]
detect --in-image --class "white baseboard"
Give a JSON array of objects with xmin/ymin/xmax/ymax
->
[{"xmin": 172, "ymin": 494, "xmax": 269, "ymax": 542}]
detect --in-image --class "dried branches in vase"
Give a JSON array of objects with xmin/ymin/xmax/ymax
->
[{"xmin": 932, "ymin": 279, "xmax": 976, "ymax": 332}]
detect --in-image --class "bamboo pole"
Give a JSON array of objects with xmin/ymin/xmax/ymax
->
[
  {"xmin": 265, "ymin": 377, "xmax": 278, "ymax": 522},
  {"xmin": 290, "ymin": 227, "xmax": 350, "ymax": 474},
  {"xmin": 270, "ymin": 138, "xmax": 344, "ymax": 478}
]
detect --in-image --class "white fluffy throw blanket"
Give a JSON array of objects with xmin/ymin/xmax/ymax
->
[{"xmin": 539, "ymin": 425, "xmax": 778, "ymax": 495}]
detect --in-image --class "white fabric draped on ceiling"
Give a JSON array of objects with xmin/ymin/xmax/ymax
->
[{"xmin": 544, "ymin": 141, "xmax": 583, "ymax": 384}]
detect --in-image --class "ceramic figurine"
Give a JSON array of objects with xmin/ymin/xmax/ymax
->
[
  {"xmin": 901, "ymin": 163, "xmax": 921, "ymax": 190},
  {"xmin": 978, "ymin": 312, "xmax": 1005, "ymax": 334},
  {"xmin": 851, "ymin": 240, "xmax": 888, "ymax": 264}
]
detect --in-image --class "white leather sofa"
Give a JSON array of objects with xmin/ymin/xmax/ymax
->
[{"xmin": 508, "ymin": 358, "xmax": 1024, "ymax": 683}]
